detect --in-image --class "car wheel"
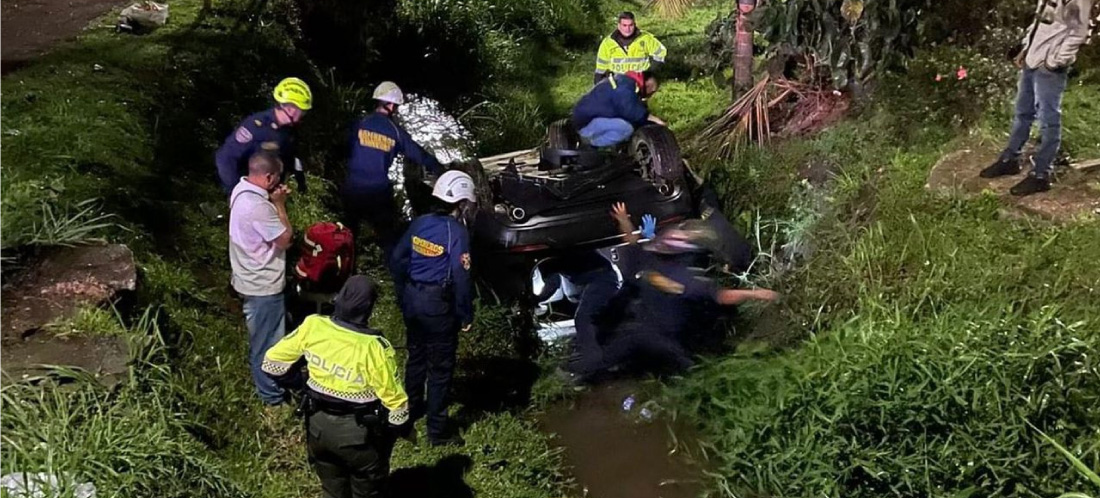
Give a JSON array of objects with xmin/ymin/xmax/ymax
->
[
  {"xmin": 630, "ymin": 125, "xmax": 684, "ymax": 194},
  {"xmin": 547, "ymin": 118, "xmax": 580, "ymax": 150},
  {"xmin": 448, "ymin": 159, "xmax": 494, "ymax": 208}
]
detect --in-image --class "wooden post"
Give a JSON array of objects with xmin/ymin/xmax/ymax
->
[{"xmin": 733, "ymin": 0, "xmax": 756, "ymax": 99}]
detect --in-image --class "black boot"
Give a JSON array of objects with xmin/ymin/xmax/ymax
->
[
  {"xmin": 979, "ymin": 157, "xmax": 1022, "ymax": 178},
  {"xmin": 1009, "ymin": 175, "xmax": 1050, "ymax": 196}
]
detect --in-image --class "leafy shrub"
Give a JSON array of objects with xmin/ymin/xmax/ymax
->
[
  {"xmin": 756, "ymin": 0, "xmax": 926, "ymax": 89},
  {"xmin": 878, "ymin": 45, "xmax": 1018, "ymax": 129}
]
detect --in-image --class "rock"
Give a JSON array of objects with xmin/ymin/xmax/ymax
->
[
  {"xmin": 926, "ymin": 146, "xmax": 1100, "ymax": 221},
  {"xmin": 1, "ymin": 244, "xmax": 137, "ymax": 385}
]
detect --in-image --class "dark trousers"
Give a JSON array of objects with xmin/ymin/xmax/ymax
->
[
  {"xmin": 401, "ymin": 284, "xmax": 459, "ymax": 441},
  {"xmin": 566, "ymin": 272, "xmax": 619, "ymax": 376},
  {"xmin": 341, "ymin": 189, "xmax": 402, "ymax": 268},
  {"xmin": 600, "ymin": 328, "xmax": 694, "ymax": 374},
  {"xmin": 307, "ymin": 410, "xmax": 396, "ymax": 498}
]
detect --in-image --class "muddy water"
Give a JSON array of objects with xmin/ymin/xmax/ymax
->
[{"xmin": 540, "ymin": 381, "xmax": 708, "ymax": 498}]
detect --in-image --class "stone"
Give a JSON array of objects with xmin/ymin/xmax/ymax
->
[{"xmin": 1, "ymin": 244, "xmax": 137, "ymax": 385}]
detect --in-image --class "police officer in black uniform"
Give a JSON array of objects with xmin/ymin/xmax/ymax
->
[{"xmin": 390, "ymin": 170, "xmax": 477, "ymax": 447}]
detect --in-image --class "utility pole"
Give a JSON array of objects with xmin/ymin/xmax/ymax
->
[{"xmin": 733, "ymin": 0, "xmax": 757, "ymax": 99}]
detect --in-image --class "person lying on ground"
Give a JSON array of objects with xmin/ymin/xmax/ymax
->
[
  {"xmin": 979, "ymin": 0, "xmax": 1095, "ymax": 196},
  {"xmin": 262, "ymin": 275, "xmax": 412, "ymax": 498},
  {"xmin": 572, "ymin": 70, "xmax": 665, "ymax": 148}
]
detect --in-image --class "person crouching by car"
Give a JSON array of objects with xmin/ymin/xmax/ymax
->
[
  {"xmin": 263, "ymin": 276, "xmax": 411, "ymax": 498},
  {"xmin": 571, "ymin": 70, "xmax": 666, "ymax": 148}
]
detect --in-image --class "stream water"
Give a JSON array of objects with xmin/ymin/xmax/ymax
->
[{"xmin": 540, "ymin": 380, "xmax": 708, "ymax": 498}]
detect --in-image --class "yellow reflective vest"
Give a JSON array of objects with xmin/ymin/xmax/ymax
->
[
  {"xmin": 595, "ymin": 31, "xmax": 667, "ymax": 75},
  {"xmin": 263, "ymin": 315, "xmax": 409, "ymax": 425}
]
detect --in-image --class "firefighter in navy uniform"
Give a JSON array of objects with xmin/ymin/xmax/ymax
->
[
  {"xmin": 595, "ymin": 203, "xmax": 779, "ymax": 375},
  {"xmin": 263, "ymin": 276, "xmax": 411, "ymax": 498},
  {"xmin": 344, "ymin": 81, "xmax": 445, "ymax": 265},
  {"xmin": 389, "ymin": 170, "xmax": 477, "ymax": 447},
  {"xmin": 216, "ymin": 77, "xmax": 312, "ymax": 194}
]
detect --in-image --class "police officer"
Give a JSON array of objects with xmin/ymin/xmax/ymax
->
[
  {"xmin": 390, "ymin": 170, "xmax": 476, "ymax": 447},
  {"xmin": 344, "ymin": 81, "xmax": 445, "ymax": 264},
  {"xmin": 597, "ymin": 203, "xmax": 778, "ymax": 374},
  {"xmin": 263, "ymin": 275, "xmax": 411, "ymax": 498},
  {"xmin": 216, "ymin": 77, "xmax": 312, "ymax": 195},
  {"xmin": 594, "ymin": 11, "xmax": 667, "ymax": 85}
]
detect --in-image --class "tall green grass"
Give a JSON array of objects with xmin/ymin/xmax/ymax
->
[{"xmin": 664, "ymin": 43, "xmax": 1100, "ymax": 497}]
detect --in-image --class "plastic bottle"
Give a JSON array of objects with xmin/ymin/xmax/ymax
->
[{"xmin": 621, "ymin": 395, "xmax": 636, "ymax": 412}]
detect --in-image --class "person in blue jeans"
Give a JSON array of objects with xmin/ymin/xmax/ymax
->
[
  {"xmin": 980, "ymin": 0, "xmax": 1094, "ymax": 196},
  {"xmin": 228, "ymin": 152, "xmax": 295, "ymax": 405},
  {"xmin": 571, "ymin": 70, "xmax": 666, "ymax": 148}
]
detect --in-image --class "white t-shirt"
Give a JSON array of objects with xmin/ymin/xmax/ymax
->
[{"xmin": 228, "ymin": 179, "xmax": 287, "ymax": 296}]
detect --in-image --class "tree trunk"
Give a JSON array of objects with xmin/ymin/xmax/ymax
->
[{"xmin": 732, "ymin": 1, "xmax": 755, "ymax": 99}]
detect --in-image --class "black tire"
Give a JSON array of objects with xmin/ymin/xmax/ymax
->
[
  {"xmin": 448, "ymin": 159, "xmax": 494, "ymax": 208},
  {"xmin": 630, "ymin": 125, "xmax": 684, "ymax": 190},
  {"xmin": 547, "ymin": 118, "xmax": 580, "ymax": 150}
]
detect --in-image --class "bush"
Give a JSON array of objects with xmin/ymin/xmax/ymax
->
[{"xmin": 878, "ymin": 45, "xmax": 1018, "ymax": 129}]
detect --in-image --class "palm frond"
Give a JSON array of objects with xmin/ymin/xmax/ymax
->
[{"xmin": 646, "ymin": 0, "xmax": 694, "ymax": 18}]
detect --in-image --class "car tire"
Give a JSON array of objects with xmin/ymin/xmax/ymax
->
[
  {"xmin": 547, "ymin": 118, "xmax": 580, "ymax": 150},
  {"xmin": 630, "ymin": 125, "xmax": 684, "ymax": 191},
  {"xmin": 448, "ymin": 159, "xmax": 494, "ymax": 208}
]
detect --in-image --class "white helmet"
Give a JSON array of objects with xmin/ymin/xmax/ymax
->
[
  {"xmin": 432, "ymin": 170, "xmax": 477, "ymax": 204},
  {"xmin": 373, "ymin": 81, "xmax": 404, "ymax": 105}
]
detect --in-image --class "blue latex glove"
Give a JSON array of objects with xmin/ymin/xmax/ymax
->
[{"xmin": 640, "ymin": 214, "xmax": 657, "ymax": 239}]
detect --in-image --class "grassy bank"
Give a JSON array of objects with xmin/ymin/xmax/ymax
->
[
  {"xmin": 0, "ymin": 0, "xmax": 584, "ymax": 496},
  {"xmin": 657, "ymin": 32, "xmax": 1100, "ymax": 498},
  {"xmin": 4, "ymin": 0, "xmax": 1099, "ymax": 497}
]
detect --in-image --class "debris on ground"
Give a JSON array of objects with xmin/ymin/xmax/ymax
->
[
  {"xmin": 1, "ymin": 244, "xmax": 137, "ymax": 385},
  {"xmin": 926, "ymin": 146, "xmax": 1100, "ymax": 221},
  {"xmin": 117, "ymin": 1, "xmax": 168, "ymax": 34},
  {"xmin": 0, "ymin": 473, "xmax": 97, "ymax": 498}
]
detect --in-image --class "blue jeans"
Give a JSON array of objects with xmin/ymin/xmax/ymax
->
[
  {"xmin": 243, "ymin": 293, "xmax": 286, "ymax": 405},
  {"xmin": 1000, "ymin": 67, "xmax": 1068, "ymax": 179},
  {"xmin": 579, "ymin": 118, "xmax": 634, "ymax": 147}
]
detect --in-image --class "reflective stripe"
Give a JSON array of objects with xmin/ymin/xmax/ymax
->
[
  {"xmin": 262, "ymin": 359, "xmax": 293, "ymax": 376},
  {"xmin": 307, "ymin": 379, "xmax": 380, "ymax": 403},
  {"xmin": 610, "ymin": 56, "xmax": 649, "ymax": 64},
  {"xmin": 388, "ymin": 403, "xmax": 410, "ymax": 425}
]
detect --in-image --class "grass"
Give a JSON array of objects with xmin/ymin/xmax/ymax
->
[
  {"xmin": 4, "ymin": 0, "xmax": 1099, "ymax": 496},
  {"xmin": 0, "ymin": 0, "xmax": 579, "ymax": 496},
  {"xmin": 657, "ymin": 37, "xmax": 1100, "ymax": 498}
]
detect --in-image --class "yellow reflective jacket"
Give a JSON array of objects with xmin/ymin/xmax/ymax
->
[
  {"xmin": 595, "ymin": 31, "xmax": 667, "ymax": 75},
  {"xmin": 263, "ymin": 315, "xmax": 409, "ymax": 425}
]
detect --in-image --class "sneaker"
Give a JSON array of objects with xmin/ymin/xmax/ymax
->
[
  {"xmin": 429, "ymin": 433, "xmax": 466, "ymax": 447},
  {"xmin": 979, "ymin": 157, "xmax": 1022, "ymax": 178},
  {"xmin": 1009, "ymin": 175, "xmax": 1051, "ymax": 196}
]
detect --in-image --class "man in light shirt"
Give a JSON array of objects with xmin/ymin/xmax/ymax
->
[
  {"xmin": 980, "ymin": 0, "xmax": 1095, "ymax": 196},
  {"xmin": 229, "ymin": 151, "xmax": 295, "ymax": 405}
]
